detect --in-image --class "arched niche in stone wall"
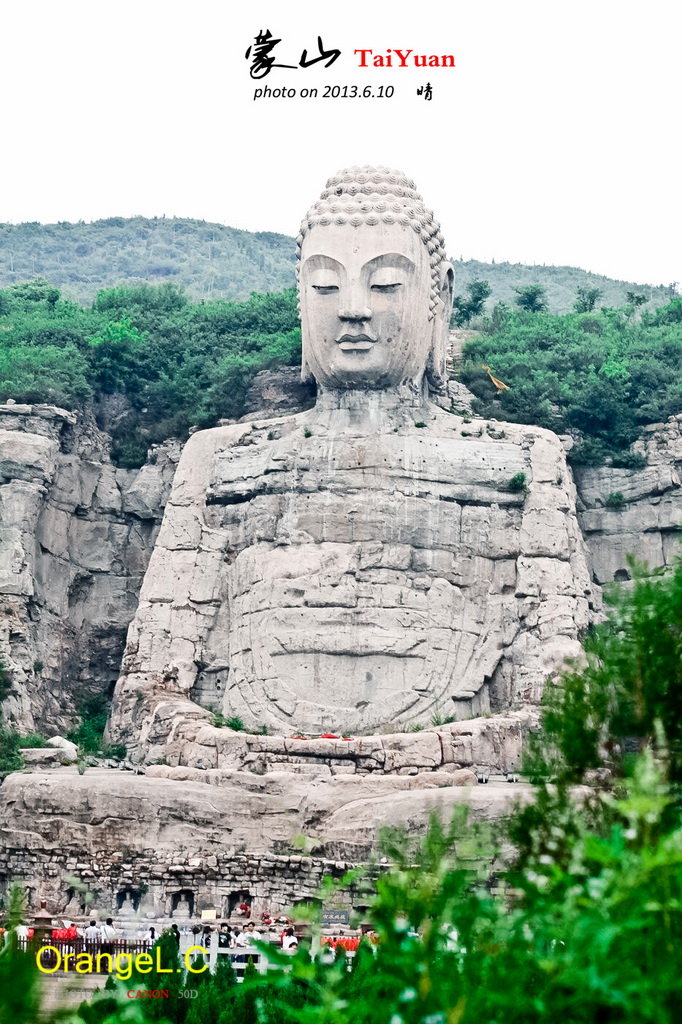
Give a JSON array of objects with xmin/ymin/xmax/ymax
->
[
  {"xmin": 227, "ymin": 891, "xmax": 251, "ymax": 917},
  {"xmin": 116, "ymin": 888, "xmax": 141, "ymax": 914},
  {"xmin": 63, "ymin": 885, "xmax": 85, "ymax": 917},
  {"xmin": 170, "ymin": 889, "xmax": 194, "ymax": 919}
]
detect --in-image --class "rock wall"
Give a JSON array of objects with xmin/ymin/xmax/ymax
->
[
  {"xmin": 575, "ymin": 414, "xmax": 682, "ymax": 583},
  {"xmin": 117, "ymin": 709, "xmax": 533, "ymax": 778},
  {"xmin": 0, "ymin": 403, "xmax": 180, "ymax": 733},
  {"xmin": 241, "ymin": 367, "xmax": 316, "ymax": 420}
]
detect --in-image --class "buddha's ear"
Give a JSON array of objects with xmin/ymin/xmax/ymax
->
[
  {"xmin": 441, "ymin": 263, "xmax": 454, "ymax": 322},
  {"xmin": 301, "ymin": 350, "xmax": 315, "ymax": 385},
  {"xmin": 299, "ymin": 282, "xmax": 315, "ymax": 383},
  {"xmin": 426, "ymin": 263, "xmax": 454, "ymax": 393},
  {"xmin": 301, "ymin": 352, "xmax": 315, "ymax": 384}
]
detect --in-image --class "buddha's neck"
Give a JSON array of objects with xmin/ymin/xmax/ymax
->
[{"xmin": 308, "ymin": 382, "xmax": 434, "ymax": 432}]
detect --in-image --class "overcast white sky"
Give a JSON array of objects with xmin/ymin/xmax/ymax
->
[{"xmin": 1, "ymin": 0, "xmax": 679, "ymax": 287}]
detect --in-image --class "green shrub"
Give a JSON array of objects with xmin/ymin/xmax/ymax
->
[
  {"xmin": 462, "ymin": 301, "xmax": 682, "ymax": 463},
  {"xmin": 67, "ymin": 696, "xmax": 109, "ymax": 753},
  {"xmin": 610, "ymin": 450, "xmax": 647, "ymax": 469},
  {"xmin": 110, "ymin": 435, "xmax": 149, "ymax": 469},
  {"xmin": 0, "ymin": 662, "xmax": 11, "ymax": 706},
  {"xmin": 507, "ymin": 471, "xmax": 527, "ymax": 492},
  {"xmin": 605, "ymin": 490, "xmax": 626, "ymax": 509},
  {"xmin": 101, "ymin": 743, "xmax": 127, "ymax": 760},
  {"xmin": 0, "ymin": 729, "xmax": 24, "ymax": 778},
  {"xmin": 226, "ymin": 715, "xmax": 245, "ymax": 731},
  {"xmin": 0, "ymin": 281, "xmax": 301, "ymax": 461},
  {"xmin": 526, "ymin": 555, "xmax": 682, "ymax": 788},
  {"xmin": 16, "ymin": 732, "xmax": 47, "ymax": 748},
  {"xmin": 213, "ymin": 713, "xmax": 245, "ymax": 731}
]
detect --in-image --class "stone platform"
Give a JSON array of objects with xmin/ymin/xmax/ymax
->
[{"xmin": 125, "ymin": 709, "xmax": 535, "ymax": 777}]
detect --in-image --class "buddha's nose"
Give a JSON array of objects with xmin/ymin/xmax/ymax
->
[
  {"xmin": 338, "ymin": 283, "xmax": 371, "ymax": 321},
  {"xmin": 338, "ymin": 306, "xmax": 372, "ymax": 321}
]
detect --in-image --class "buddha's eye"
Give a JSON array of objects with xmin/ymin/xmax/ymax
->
[
  {"xmin": 371, "ymin": 282, "xmax": 402, "ymax": 293},
  {"xmin": 311, "ymin": 284, "xmax": 339, "ymax": 295}
]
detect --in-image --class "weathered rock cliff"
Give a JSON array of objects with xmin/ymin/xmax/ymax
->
[
  {"xmin": 0, "ymin": 403, "xmax": 180, "ymax": 733},
  {"xmin": 0, "ymin": 766, "xmax": 524, "ymax": 918},
  {"xmin": 574, "ymin": 414, "xmax": 682, "ymax": 583}
]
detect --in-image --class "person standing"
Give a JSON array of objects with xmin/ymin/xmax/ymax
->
[{"xmin": 100, "ymin": 918, "xmax": 117, "ymax": 955}]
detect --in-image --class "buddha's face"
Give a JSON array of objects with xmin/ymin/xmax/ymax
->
[{"xmin": 300, "ymin": 222, "xmax": 438, "ymax": 389}]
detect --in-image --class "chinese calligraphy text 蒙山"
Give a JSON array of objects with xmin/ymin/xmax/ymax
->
[{"xmin": 246, "ymin": 30, "xmax": 341, "ymax": 79}]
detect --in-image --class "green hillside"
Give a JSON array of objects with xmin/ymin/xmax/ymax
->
[
  {"xmin": 0, "ymin": 218, "xmax": 296, "ymax": 305},
  {"xmin": 452, "ymin": 259, "xmax": 677, "ymax": 313},
  {"xmin": 0, "ymin": 217, "xmax": 675, "ymax": 310}
]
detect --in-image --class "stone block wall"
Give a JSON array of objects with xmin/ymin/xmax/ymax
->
[
  {"xmin": 141, "ymin": 711, "xmax": 534, "ymax": 777},
  {"xmin": 0, "ymin": 845, "xmax": 360, "ymax": 923}
]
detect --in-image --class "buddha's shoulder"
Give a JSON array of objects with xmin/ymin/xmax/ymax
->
[
  {"xmin": 178, "ymin": 411, "xmax": 309, "ymax": 461},
  {"xmin": 421, "ymin": 406, "xmax": 566, "ymax": 448}
]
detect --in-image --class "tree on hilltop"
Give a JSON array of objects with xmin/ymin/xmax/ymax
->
[
  {"xmin": 452, "ymin": 280, "xmax": 492, "ymax": 326},
  {"xmin": 574, "ymin": 286, "xmax": 602, "ymax": 313},
  {"xmin": 514, "ymin": 284, "xmax": 547, "ymax": 312}
]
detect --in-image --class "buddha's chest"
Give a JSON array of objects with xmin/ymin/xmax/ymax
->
[
  {"xmin": 203, "ymin": 431, "xmax": 528, "ymax": 554},
  {"xmin": 206, "ymin": 431, "xmax": 526, "ymax": 546}
]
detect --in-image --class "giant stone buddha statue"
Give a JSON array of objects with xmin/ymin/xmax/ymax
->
[{"xmin": 109, "ymin": 167, "xmax": 596, "ymax": 749}]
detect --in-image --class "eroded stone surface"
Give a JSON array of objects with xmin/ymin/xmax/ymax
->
[
  {"xmin": 0, "ymin": 403, "xmax": 181, "ymax": 733},
  {"xmin": 108, "ymin": 405, "xmax": 595, "ymax": 748},
  {"xmin": 575, "ymin": 414, "xmax": 682, "ymax": 583}
]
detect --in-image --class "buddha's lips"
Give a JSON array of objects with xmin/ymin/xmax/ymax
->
[{"xmin": 336, "ymin": 333, "xmax": 377, "ymax": 351}]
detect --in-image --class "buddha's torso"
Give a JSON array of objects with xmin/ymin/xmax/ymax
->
[{"xmin": 192, "ymin": 408, "xmax": 540, "ymax": 734}]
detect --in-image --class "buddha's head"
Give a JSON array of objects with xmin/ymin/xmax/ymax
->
[{"xmin": 297, "ymin": 166, "xmax": 454, "ymax": 393}]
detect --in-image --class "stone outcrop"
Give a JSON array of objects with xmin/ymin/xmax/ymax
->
[
  {"xmin": 114, "ymin": 701, "xmax": 533, "ymax": 777},
  {"xmin": 241, "ymin": 367, "xmax": 316, "ymax": 420},
  {"xmin": 575, "ymin": 414, "xmax": 682, "ymax": 583},
  {"xmin": 0, "ymin": 402, "xmax": 180, "ymax": 733}
]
